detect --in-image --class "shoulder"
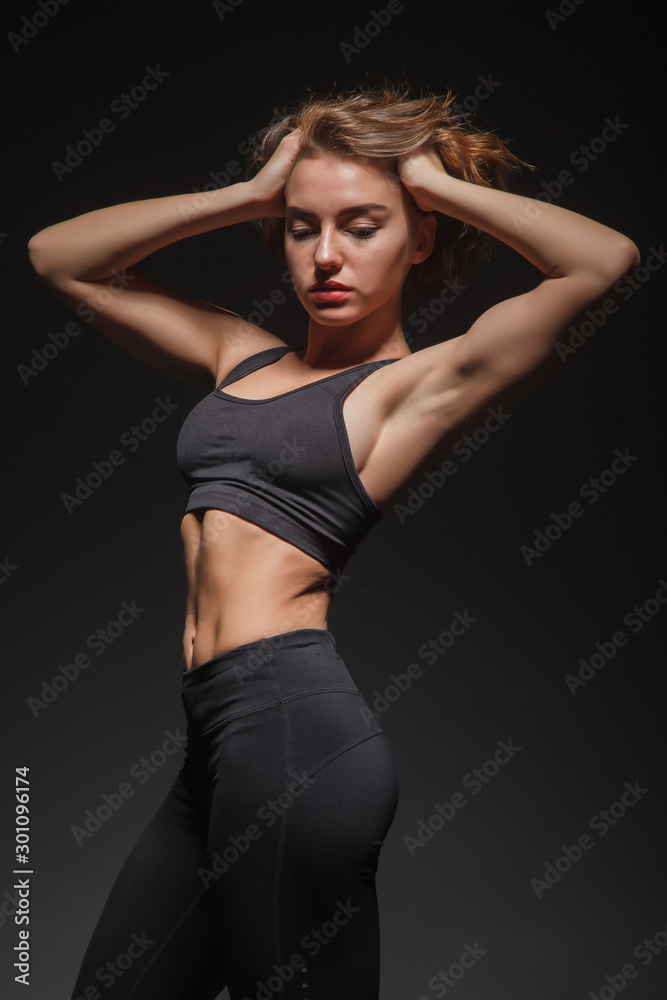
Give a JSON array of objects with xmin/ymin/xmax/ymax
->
[{"xmin": 214, "ymin": 318, "xmax": 292, "ymax": 383}]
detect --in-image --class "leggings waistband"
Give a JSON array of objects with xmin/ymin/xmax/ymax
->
[
  {"xmin": 182, "ymin": 628, "xmax": 337, "ymax": 685},
  {"xmin": 180, "ymin": 628, "xmax": 363, "ymax": 734}
]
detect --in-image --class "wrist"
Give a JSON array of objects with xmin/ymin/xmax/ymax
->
[
  {"xmin": 409, "ymin": 172, "xmax": 469, "ymax": 214},
  {"xmin": 242, "ymin": 177, "xmax": 284, "ymax": 219},
  {"xmin": 176, "ymin": 180, "xmax": 272, "ymax": 233}
]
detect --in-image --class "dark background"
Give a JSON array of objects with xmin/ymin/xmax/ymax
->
[{"xmin": 1, "ymin": 0, "xmax": 665, "ymax": 997}]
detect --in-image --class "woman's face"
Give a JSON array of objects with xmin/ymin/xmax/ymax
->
[{"xmin": 283, "ymin": 151, "xmax": 433, "ymax": 326}]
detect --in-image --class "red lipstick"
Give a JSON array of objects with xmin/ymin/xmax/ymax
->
[{"xmin": 309, "ymin": 280, "xmax": 352, "ymax": 303}]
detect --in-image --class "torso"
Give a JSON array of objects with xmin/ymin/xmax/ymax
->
[{"xmin": 181, "ymin": 332, "xmax": 411, "ymax": 670}]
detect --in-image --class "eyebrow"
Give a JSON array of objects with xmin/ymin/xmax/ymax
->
[{"xmin": 286, "ymin": 203, "xmax": 390, "ymax": 218}]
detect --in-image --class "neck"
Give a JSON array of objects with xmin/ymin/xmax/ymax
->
[{"xmin": 299, "ymin": 297, "xmax": 411, "ymax": 369}]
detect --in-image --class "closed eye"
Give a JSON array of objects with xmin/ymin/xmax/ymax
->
[
  {"xmin": 288, "ymin": 228, "xmax": 314, "ymax": 241},
  {"xmin": 288, "ymin": 226, "xmax": 379, "ymax": 241}
]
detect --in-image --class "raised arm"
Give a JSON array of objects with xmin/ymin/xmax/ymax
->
[
  {"xmin": 27, "ymin": 130, "xmax": 303, "ymax": 387},
  {"xmin": 394, "ymin": 147, "xmax": 640, "ymax": 420}
]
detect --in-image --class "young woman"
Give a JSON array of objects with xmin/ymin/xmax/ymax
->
[{"xmin": 29, "ymin": 86, "xmax": 638, "ymax": 999}]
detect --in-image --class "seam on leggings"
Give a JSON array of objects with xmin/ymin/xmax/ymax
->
[
  {"xmin": 268, "ymin": 662, "xmax": 294, "ymax": 1000},
  {"xmin": 270, "ymin": 687, "xmax": 363, "ymax": 709},
  {"xmin": 125, "ymin": 888, "xmax": 210, "ymax": 999},
  {"xmin": 296, "ymin": 730, "xmax": 386, "ymax": 787},
  {"xmin": 197, "ymin": 687, "xmax": 362, "ymax": 737}
]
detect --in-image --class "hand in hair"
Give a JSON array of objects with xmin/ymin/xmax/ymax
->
[
  {"xmin": 246, "ymin": 129, "xmax": 303, "ymax": 217},
  {"xmin": 397, "ymin": 145, "xmax": 450, "ymax": 212}
]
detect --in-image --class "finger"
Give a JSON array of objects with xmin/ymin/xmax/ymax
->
[{"xmin": 283, "ymin": 128, "xmax": 302, "ymax": 145}]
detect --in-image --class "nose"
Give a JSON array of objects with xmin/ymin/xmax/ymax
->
[{"xmin": 313, "ymin": 226, "xmax": 342, "ymax": 272}]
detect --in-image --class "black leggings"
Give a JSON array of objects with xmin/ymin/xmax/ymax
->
[{"xmin": 70, "ymin": 628, "xmax": 400, "ymax": 1000}]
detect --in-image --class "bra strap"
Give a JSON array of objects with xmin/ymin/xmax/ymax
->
[
  {"xmin": 321, "ymin": 357, "xmax": 401, "ymax": 396},
  {"xmin": 219, "ymin": 345, "xmax": 297, "ymax": 387}
]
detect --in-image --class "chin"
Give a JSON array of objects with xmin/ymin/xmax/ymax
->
[
  {"xmin": 296, "ymin": 296, "xmax": 355, "ymax": 323},
  {"xmin": 305, "ymin": 308, "xmax": 363, "ymax": 327}
]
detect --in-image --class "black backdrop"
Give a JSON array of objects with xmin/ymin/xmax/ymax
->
[{"xmin": 1, "ymin": 1, "xmax": 665, "ymax": 998}]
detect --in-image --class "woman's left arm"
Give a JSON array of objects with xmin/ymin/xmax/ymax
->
[{"xmin": 397, "ymin": 148, "xmax": 641, "ymax": 417}]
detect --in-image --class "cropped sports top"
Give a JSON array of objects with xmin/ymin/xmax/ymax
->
[{"xmin": 176, "ymin": 345, "xmax": 401, "ymax": 572}]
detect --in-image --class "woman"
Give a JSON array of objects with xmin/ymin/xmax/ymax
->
[{"xmin": 29, "ymin": 86, "xmax": 638, "ymax": 999}]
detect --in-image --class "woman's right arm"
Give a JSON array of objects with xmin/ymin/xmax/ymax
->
[{"xmin": 27, "ymin": 130, "xmax": 303, "ymax": 388}]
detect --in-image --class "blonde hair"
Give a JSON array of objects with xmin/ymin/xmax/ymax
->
[{"xmin": 248, "ymin": 83, "xmax": 531, "ymax": 297}]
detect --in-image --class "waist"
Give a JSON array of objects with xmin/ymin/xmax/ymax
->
[
  {"xmin": 187, "ymin": 591, "xmax": 331, "ymax": 669},
  {"xmin": 181, "ymin": 627, "xmax": 364, "ymax": 734},
  {"xmin": 182, "ymin": 508, "xmax": 339, "ymax": 668}
]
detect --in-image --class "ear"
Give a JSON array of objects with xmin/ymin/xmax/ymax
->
[{"xmin": 409, "ymin": 210, "xmax": 437, "ymax": 265}]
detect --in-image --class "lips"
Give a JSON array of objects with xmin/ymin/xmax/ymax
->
[
  {"xmin": 308, "ymin": 280, "xmax": 353, "ymax": 304},
  {"xmin": 308, "ymin": 281, "xmax": 351, "ymax": 291}
]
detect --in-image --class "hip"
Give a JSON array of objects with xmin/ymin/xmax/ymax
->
[
  {"xmin": 182, "ymin": 628, "xmax": 375, "ymax": 733},
  {"xmin": 178, "ymin": 627, "xmax": 400, "ymax": 849}
]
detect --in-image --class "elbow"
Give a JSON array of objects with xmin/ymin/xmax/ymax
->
[
  {"xmin": 605, "ymin": 238, "xmax": 641, "ymax": 284},
  {"xmin": 27, "ymin": 230, "xmax": 50, "ymax": 275},
  {"xmin": 27, "ymin": 229, "xmax": 63, "ymax": 283},
  {"xmin": 619, "ymin": 238, "xmax": 641, "ymax": 274},
  {"xmin": 579, "ymin": 238, "xmax": 642, "ymax": 293}
]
